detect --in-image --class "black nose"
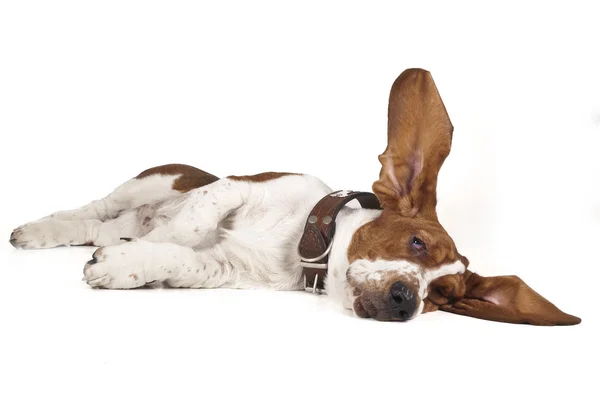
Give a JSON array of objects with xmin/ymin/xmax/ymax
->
[{"xmin": 389, "ymin": 281, "xmax": 418, "ymax": 321}]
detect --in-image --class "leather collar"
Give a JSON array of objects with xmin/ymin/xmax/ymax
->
[{"xmin": 298, "ymin": 190, "xmax": 381, "ymax": 293}]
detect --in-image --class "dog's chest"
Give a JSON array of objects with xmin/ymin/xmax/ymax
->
[
  {"xmin": 223, "ymin": 175, "xmax": 332, "ymax": 251},
  {"xmin": 218, "ymin": 175, "xmax": 332, "ymax": 287}
]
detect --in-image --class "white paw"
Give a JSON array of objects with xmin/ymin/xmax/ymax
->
[
  {"xmin": 9, "ymin": 219, "xmax": 83, "ymax": 249},
  {"xmin": 83, "ymin": 240, "xmax": 153, "ymax": 289}
]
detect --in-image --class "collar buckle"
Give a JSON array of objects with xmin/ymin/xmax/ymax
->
[{"xmin": 304, "ymin": 273, "xmax": 326, "ymax": 294}]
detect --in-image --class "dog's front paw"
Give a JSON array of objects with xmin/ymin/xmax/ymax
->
[
  {"xmin": 9, "ymin": 220, "xmax": 72, "ymax": 249},
  {"xmin": 83, "ymin": 241, "xmax": 150, "ymax": 289}
]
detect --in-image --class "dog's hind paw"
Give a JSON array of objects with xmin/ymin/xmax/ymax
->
[{"xmin": 9, "ymin": 220, "xmax": 73, "ymax": 249}]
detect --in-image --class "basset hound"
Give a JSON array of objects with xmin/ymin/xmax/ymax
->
[{"xmin": 9, "ymin": 68, "xmax": 581, "ymax": 326}]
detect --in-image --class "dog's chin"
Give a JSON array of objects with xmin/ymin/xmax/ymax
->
[
  {"xmin": 352, "ymin": 294, "xmax": 402, "ymax": 322},
  {"xmin": 352, "ymin": 296, "xmax": 371, "ymax": 319},
  {"xmin": 350, "ymin": 287, "xmax": 391, "ymax": 321}
]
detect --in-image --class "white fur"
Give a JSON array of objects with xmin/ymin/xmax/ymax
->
[
  {"xmin": 420, "ymin": 260, "xmax": 467, "ymax": 296},
  {"xmin": 83, "ymin": 238, "xmax": 246, "ymax": 289},
  {"xmin": 324, "ymin": 207, "xmax": 383, "ymax": 310},
  {"xmin": 347, "ymin": 259, "xmax": 422, "ymax": 285}
]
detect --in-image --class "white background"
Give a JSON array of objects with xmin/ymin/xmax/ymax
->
[{"xmin": 1, "ymin": 1, "xmax": 598, "ymax": 410}]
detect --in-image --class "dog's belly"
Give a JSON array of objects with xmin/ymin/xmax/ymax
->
[{"xmin": 215, "ymin": 209, "xmax": 310, "ymax": 290}]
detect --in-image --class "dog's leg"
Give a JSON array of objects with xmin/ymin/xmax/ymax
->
[
  {"xmin": 41, "ymin": 175, "xmax": 182, "ymax": 223},
  {"xmin": 9, "ymin": 210, "xmax": 143, "ymax": 249},
  {"xmin": 10, "ymin": 164, "xmax": 219, "ymax": 248},
  {"xmin": 83, "ymin": 240, "xmax": 240, "ymax": 289},
  {"xmin": 82, "ymin": 180, "xmax": 251, "ymax": 288},
  {"xmin": 30, "ymin": 164, "xmax": 216, "ymax": 223},
  {"xmin": 140, "ymin": 178, "xmax": 246, "ymax": 248}
]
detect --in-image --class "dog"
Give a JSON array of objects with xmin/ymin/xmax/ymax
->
[{"xmin": 9, "ymin": 68, "xmax": 581, "ymax": 325}]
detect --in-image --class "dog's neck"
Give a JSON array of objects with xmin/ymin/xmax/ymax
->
[{"xmin": 325, "ymin": 207, "xmax": 383, "ymax": 309}]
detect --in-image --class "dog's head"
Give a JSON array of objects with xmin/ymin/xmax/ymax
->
[{"xmin": 346, "ymin": 69, "xmax": 580, "ymax": 325}]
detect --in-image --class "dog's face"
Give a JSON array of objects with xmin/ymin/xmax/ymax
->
[
  {"xmin": 344, "ymin": 69, "xmax": 580, "ymax": 325},
  {"xmin": 347, "ymin": 211, "xmax": 466, "ymax": 321}
]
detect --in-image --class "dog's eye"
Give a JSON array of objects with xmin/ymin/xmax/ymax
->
[{"xmin": 410, "ymin": 236, "xmax": 426, "ymax": 251}]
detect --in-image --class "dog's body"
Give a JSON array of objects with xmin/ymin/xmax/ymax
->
[{"xmin": 10, "ymin": 69, "xmax": 581, "ymax": 325}]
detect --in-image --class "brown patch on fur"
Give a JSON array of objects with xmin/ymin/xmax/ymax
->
[
  {"xmin": 426, "ymin": 271, "xmax": 581, "ymax": 326},
  {"xmin": 347, "ymin": 209, "xmax": 460, "ymax": 269},
  {"xmin": 136, "ymin": 164, "xmax": 219, "ymax": 193},
  {"xmin": 227, "ymin": 172, "xmax": 301, "ymax": 183},
  {"xmin": 422, "ymin": 299, "xmax": 439, "ymax": 314},
  {"xmin": 129, "ymin": 273, "xmax": 139, "ymax": 281},
  {"xmin": 426, "ymin": 273, "xmax": 468, "ymax": 306},
  {"xmin": 373, "ymin": 68, "xmax": 453, "ymax": 218}
]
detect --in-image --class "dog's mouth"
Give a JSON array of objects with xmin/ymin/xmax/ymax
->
[
  {"xmin": 352, "ymin": 290, "xmax": 421, "ymax": 322},
  {"xmin": 353, "ymin": 295, "xmax": 391, "ymax": 321}
]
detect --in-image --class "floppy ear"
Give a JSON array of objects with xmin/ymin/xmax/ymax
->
[
  {"xmin": 426, "ymin": 271, "xmax": 581, "ymax": 326},
  {"xmin": 373, "ymin": 68, "xmax": 453, "ymax": 217}
]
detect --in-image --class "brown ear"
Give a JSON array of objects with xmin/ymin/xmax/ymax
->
[
  {"xmin": 373, "ymin": 68, "xmax": 453, "ymax": 217},
  {"xmin": 427, "ymin": 271, "xmax": 581, "ymax": 326}
]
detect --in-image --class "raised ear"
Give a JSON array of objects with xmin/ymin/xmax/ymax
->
[
  {"xmin": 373, "ymin": 68, "xmax": 453, "ymax": 217},
  {"xmin": 426, "ymin": 271, "xmax": 581, "ymax": 326}
]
